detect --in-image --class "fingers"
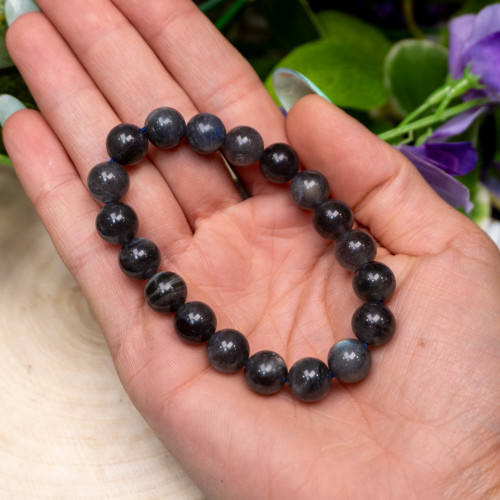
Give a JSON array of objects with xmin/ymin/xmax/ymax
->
[
  {"xmin": 107, "ymin": 0, "xmax": 288, "ymax": 192},
  {"xmin": 2, "ymin": 109, "xmax": 141, "ymax": 339},
  {"xmin": 286, "ymin": 95, "xmax": 476, "ymax": 255},
  {"xmin": 8, "ymin": 5, "xmax": 242, "ymax": 227}
]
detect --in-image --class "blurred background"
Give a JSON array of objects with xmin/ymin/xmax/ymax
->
[{"xmin": 0, "ymin": 0, "xmax": 498, "ymax": 225}]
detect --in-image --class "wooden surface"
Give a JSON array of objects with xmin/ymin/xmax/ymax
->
[{"xmin": 0, "ymin": 166, "xmax": 204, "ymax": 499}]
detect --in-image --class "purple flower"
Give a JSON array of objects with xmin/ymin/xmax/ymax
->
[
  {"xmin": 449, "ymin": 4, "xmax": 500, "ymax": 101},
  {"xmin": 397, "ymin": 106, "xmax": 487, "ymax": 212},
  {"xmin": 399, "ymin": 143, "xmax": 475, "ymax": 213}
]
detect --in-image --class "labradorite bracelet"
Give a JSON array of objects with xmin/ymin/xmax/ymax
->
[{"xmin": 87, "ymin": 107, "xmax": 396, "ymax": 403}]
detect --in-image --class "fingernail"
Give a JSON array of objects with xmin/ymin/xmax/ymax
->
[
  {"xmin": 0, "ymin": 94, "xmax": 26, "ymax": 126},
  {"xmin": 272, "ymin": 67, "xmax": 331, "ymax": 114},
  {"xmin": 5, "ymin": 0, "xmax": 40, "ymax": 27}
]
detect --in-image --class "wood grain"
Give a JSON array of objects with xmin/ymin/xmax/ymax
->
[{"xmin": 0, "ymin": 166, "xmax": 203, "ymax": 499}]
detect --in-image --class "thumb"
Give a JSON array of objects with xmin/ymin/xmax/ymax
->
[{"xmin": 286, "ymin": 95, "xmax": 478, "ymax": 256}]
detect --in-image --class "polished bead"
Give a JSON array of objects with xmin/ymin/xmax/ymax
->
[
  {"xmin": 96, "ymin": 202, "xmax": 138, "ymax": 244},
  {"xmin": 259, "ymin": 143, "xmax": 299, "ymax": 183},
  {"xmin": 222, "ymin": 125, "xmax": 264, "ymax": 166},
  {"xmin": 145, "ymin": 271, "xmax": 187, "ymax": 313},
  {"xmin": 144, "ymin": 107, "xmax": 186, "ymax": 149},
  {"xmin": 290, "ymin": 170, "xmax": 329, "ymax": 210},
  {"xmin": 119, "ymin": 238, "xmax": 160, "ymax": 280},
  {"xmin": 327, "ymin": 339, "xmax": 371, "ymax": 383},
  {"xmin": 106, "ymin": 123, "xmax": 148, "ymax": 165},
  {"xmin": 244, "ymin": 350, "xmax": 288, "ymax": 395},
  {"xmin": 352, "ymin": 302, "xmax": 396, "ymax": 346},
  {"xmin": 288, "ymin": 357, "xmax": 331, "ymax": 402},
  {"xmin": 87, "ymin": 161, "xmax": 129, "ymax": 203},
  {"xmin": 186, "ymin": 113, "xmax": 226, "ymax": 154},
  {"xmin": 313, "ymin": 200, "xmax": 354, "ymax": 240},
  {"xmin": 174, "ymin": 301, "xmax": 217, "ymax": 344},
  {"xmin": 206, "ymin": 329, "xmax": 249, "ymax": 373},
  {"xmin": 334, "ymin": 229, "xmax": 376, "ymax": 271},
  {"xmin": 353, "ymin": 261, "xmax": 396, "ymax": 302}
]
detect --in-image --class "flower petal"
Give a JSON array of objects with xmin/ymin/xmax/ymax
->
[
  {"xmin": 470, "ymin": 3, "xmax": 500, "ymax": 46},
  {"xmin": 424, "ymin": 141, "xmax": 477, "ymax": 175},
  {"xmin": 448, "ymin": 13, "xmax": 475, "ymax": 78},
  {"xmin": 464, "ymin": 32, "xmax": 500, "ymax": 99},
  {"xmin": 398, "ymin": 145, "xmax": 473, "ymax": 212},
  {"xmin": 431, "ymin": 105, "xmax": 487, "ymax": 140}
]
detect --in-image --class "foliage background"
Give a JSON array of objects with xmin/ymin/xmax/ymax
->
[{"xmin": 0, "ymin": 0, "xmax": 498, "ymax": 222}]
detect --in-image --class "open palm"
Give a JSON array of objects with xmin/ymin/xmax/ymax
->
[{"xmin": 4, "ymin": 1, "xmax": 499, "ymax": 499}]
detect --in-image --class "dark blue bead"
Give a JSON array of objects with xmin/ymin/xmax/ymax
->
[
  {"xmin": 353, "ymin": 261, "xmax": 396, "ymax": 302},
  {"xmin": 313, "ymin": 200, "xmax": 354, "ymax": 240},
  {"xmin": 186, "ymin": 113, "xmax": 226, "ymax": 154},
  {"xmin": 87, "ymin": 161, "xmax": 129, "ymax": 203},
  {"xmin": 244, "ymin": 350, "xmax": 288, "ymax": 395},
  {"xmin": 145, "ymin": 271, "xmax": 187, "ymax": 313},
  {"xmin": 119, "ymin": 238, "xmax": 160, "ymax": 280},
  {"xmin": 206, "ymin": 329, "xmax": 249, "ymax": 373},
  {"xmin": 288, "ymin": 357, "xmax": 331, "ymax": 402},
  {"xmin": 290, "ymin": 170, "xmax": 329, "ymax": 210},
  {"xmin": 327, "ymin": 339, "xmax": 371, "ymax": 383},
  {"xmin": 334, "ymin": 229, "xmax": 376, "ymax": 271},
  {"xmin": 144, "ymin": 107, "xmax": 186, "ymax": 149},
  {"xmin": 96, "ymin": 202, "xmax": 138, "ymax": 244},
  {"xmin": 352, "ymin": 302, "xmax": 396, "ymax": 346},
  {"xmin": 106, "ymin": 123, "xmax": 148, "ymax": 165},
  {"xmin": 259, "ymin": 143, "xmax": 299, "ymax": 183},
  {"xmin": 174, "ymin": 301, "xmax": 217, "ymax": 344},
  {"xmin": 222, "ymin": 125, "xmax": 264, "ymax": 166}
]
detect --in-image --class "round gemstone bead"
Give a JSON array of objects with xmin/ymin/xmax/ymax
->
[
  {"xmin": 353, "ymin": 261, "xmax": 396, "ymax": 302},
  {"xmin": 144, "ymin": 107, "xmax": 186, "ymax": 149},
  {"xmin": 290, "ymin": 170, "xmax": 329, "ymax": 210},
  {"xmin": 327, "ymin": 339, "xmax": 371, "ymax": 383},
  {"xmin": 186, "ymin": 113, "xmax": 226, "ymax": 154},
  {"xmin": 106, "ymin": 123, "xmax": 148, "ymax": 165},
  {"xmin": 288, "ymin": 357, "xmax": 331, "ymax": 402},
  {"xmin": 313, "ymin": 200, "xmax": 354, "ymax": 240},
  {"xmin": 144, "ymin": 271, "xmax": 187, "ymax": 313},
  {"xmin": 222, "ymin": 125, "xmax": 264, "ymax": 166},
  {"xmin": 96, "ymin": 202, "xmax": 138, "ymax": 244},
  {"xmin": 352, "ymin": 302, "xmax": 395, "ymax": 346},
  {"xmin": 244, "ymin": 350, "xmax": 288, "ymax": 395},
  {"xmin": 334, "ymin": 229, "xmax": 376, "ymax": 271},
  {"xmin": 174, "ymin": 301, "xmax": 217, "ymax": 344},
  {"xmin": 206, "ymin": 329, "xmax": 249, "ymax": 373},
  {"xmin": 119, "ymin": 238, "xmax": 161, "ymax": 280},
  {"xmin": 259, "ymin": 143, "xmax": 299, "ymax": 183},
  {"xmin": 87, "ymin": 161, "xmax": 129, "ymax": 203}
]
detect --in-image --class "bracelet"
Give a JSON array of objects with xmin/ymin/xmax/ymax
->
[{"xmin": 87, "ymin": 107, "xmax": 396, "ymax": 403}]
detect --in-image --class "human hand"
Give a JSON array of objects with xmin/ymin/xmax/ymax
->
[{"xmin": 3, "ymin": 1, "xmax": 500, "ymax": 499}]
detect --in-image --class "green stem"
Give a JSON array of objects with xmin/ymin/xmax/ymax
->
[
  {"xmin": 198, "ymin": 0, "xmax": 227, "ymax": 13},
  {"xmin": 0, "ymin": 153, "xmax": 12, "ymax": 167},
  {"xmin": 402, "ymin": 0, "xmax": 424, "ymax": 39},
  {"xmin": 378, "ymin": 98, "xmax": 489, "ymax": 143},
  {"xmin": 215, "ymin": 0, "xmax": 246, "ymax": 30}
]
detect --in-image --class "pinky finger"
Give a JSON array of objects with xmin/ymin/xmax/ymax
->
[{"xmin": 2, "ymin": 108, "xmax": 133, "ymax": 327}]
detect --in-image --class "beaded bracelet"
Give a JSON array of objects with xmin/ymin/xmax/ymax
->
[{"xmin": 87, "ymin": 107, "xmax": 396, "ymax": 403}]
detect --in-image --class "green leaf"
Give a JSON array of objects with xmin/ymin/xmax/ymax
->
[
  {"xmin": 316, "ymin": 10, "xmax": 391, "ymax": 63},
  {"xmin": 259, "ymin": 0, "xmax": 324, "ymax": 50},
  {"xmin": 384, "ymin": 39, "xmax": 448, "ymax": 117},
  {"xmin": 265, "ymin": 39, "xmax": 389, "ymax": 111}
]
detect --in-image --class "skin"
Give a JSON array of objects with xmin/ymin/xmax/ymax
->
[{"xmin": 3, "ymin": 1, "xmax": 500, "ymax": 498}]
